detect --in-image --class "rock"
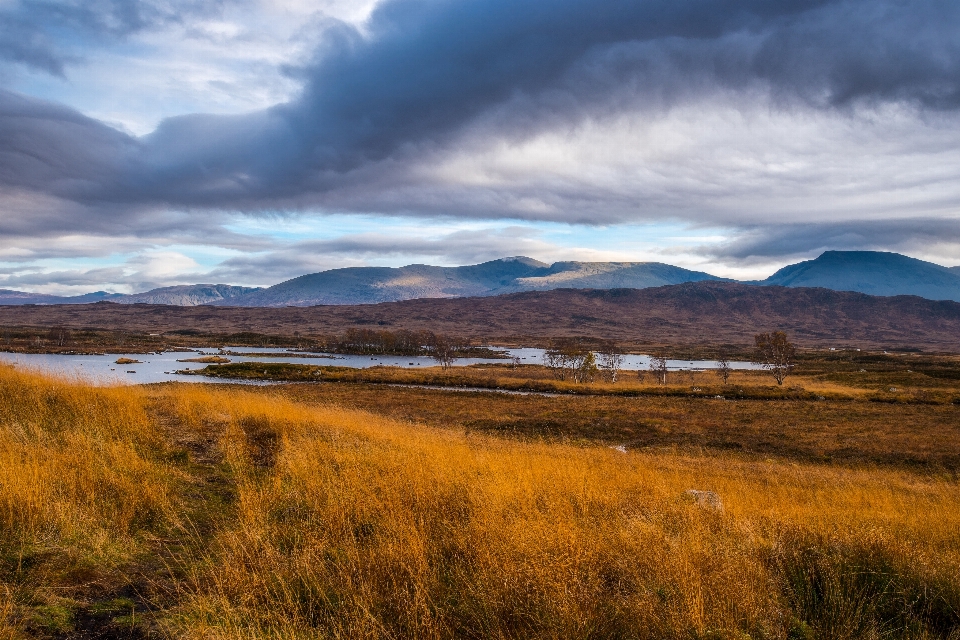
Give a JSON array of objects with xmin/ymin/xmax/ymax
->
[
  {"xmin": 609, "ymin": 445, "xmax": 628, "ymax": 453},
  {"xmin": 685, "ymin": 489, "xmax": 723, "ymax": 511}
]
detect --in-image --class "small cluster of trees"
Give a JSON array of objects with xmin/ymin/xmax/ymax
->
[
  {"xmin": 48, "ymin": 327, "xmax": 71, "ymax": 347},
  {"xmin": 543, "ymin": 338, "xmax": 597, "ymax": 383},
  {"xmin": 543, "ymin": 339, "xmax": 625, "ymax": 383},
  {"xmin": 325, "ymin": 329, "xmax": 434, "ymax": 356},
  {"xmin": 322, "ymin": 328, "xmax": 468, "ymax": 369},
  {"xmin": 596, "ymin": 340, "xmax": 625, "ymax": 382},
  {"xmin": 639, "ymin": 332, "xmax": 796, "ymax": 387},
  {"xmin": 427, "ymin": 333, "xmax": 462, "ymax": 370},
  {"xmin": 648, "ymin": 354, "xmax": 668, "ymax": 385},
  {"xmin": 0, "ymin": 327, "xmax": 72, "ymax": 349}
]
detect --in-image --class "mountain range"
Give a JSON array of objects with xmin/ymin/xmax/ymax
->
[
  {"xmin": 3, "ymin": 282, "xmax": 959, "ymax": 351},
  {"xmin": 0, "ymin": 284, "xmax": 260, "ymax": 307},
  {"xmin": 3, "ymin": 251, "xmax": 960, "ymax": 307}
]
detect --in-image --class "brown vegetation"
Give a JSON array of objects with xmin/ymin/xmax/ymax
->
[
  {"xmin": 280, "ymin": 379, "xmax": 960, "ymax": 471},
  {"xmin": 3, "ymin": 282, "xmax": 960, "ymax": 351},
  {"xmin": 176, "ymin": 355, "xmax": 232, "ymax": 363}
]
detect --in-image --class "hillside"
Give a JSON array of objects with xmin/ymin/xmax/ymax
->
[
  {"xmin": 217, "ymin": 257, "xmax": 722, "ymax": 306},
  {"xmin": 3, "ymin": 282, "xmax": 959, "ymax": 350},
  {"xmin": 0, "ymin": 290, "xmax": 122, "ymax": 305},
  {"xmin": 0, "ymin": 285, "xmax": 258, "ymax": 306},
  {"xmin": 118, "ymin": 284, "xmax": 261, "ymax": 305},
  {"xmin": 761, "ymin": 251, "xmax": 960, "ymax": 301}
]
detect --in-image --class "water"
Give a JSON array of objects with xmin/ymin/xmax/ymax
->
[
  {"xmin": 503, "ymin": 347, "xmax": 761, "ymax": 372},
  {"xmin": 0, "ymin": 346, "xmax": 759, "ymax": 385}
]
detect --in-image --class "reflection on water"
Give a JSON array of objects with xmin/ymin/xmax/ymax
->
[{"xmin": 0, "ymin": 346, "xmax": 759, "ymax": 386}]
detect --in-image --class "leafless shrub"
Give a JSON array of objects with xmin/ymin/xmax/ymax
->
[
  {"xmin": 753, "ymin": 331, "xmax": 796, "ymax": 386},
  {"xmin": 716, "ymin": 350, "xmax": 732, "ymax": 384},
  {"xmin": 597, "ymin": 340, "xmax": 624, "ymax": 383},
  {"xmin": 649, "ymin": 354, "xmax": 668, "ymax": 385}
]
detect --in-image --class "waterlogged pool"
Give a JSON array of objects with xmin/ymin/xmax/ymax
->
[{"xmin": 0, "ymin": 346, "xmax": 760, "ymax": 385}]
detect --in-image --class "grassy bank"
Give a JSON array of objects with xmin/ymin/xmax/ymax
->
[
  {"xmin": 183, "ymin": 360, "xmax": 960, "ymax": 405},
  {"xmin": 0, "ymin": 364, "xmax": 958, "ymax": 638}
]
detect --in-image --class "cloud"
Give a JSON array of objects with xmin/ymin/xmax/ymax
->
[
  {"xmin": 0, "ymin": 0, "xmax": 224, "ymax": 75},
  {"xmin": 4, "ymin": 0, "xmax": 960, "ymax": 293},
  {"xmin": 707, "ymin": 218, "xmax": 960, "ymax": 265},
  {"xmin": 3, "ymin": 0, "xmax": 960, "ymax": 219},
  {"xmin": 0, "ymin": 249, "xmax": 206, "ymax": 294}
]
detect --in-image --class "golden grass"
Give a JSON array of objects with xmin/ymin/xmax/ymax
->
[
  {"xmin": 0, "ymin": 364, "xmax": 958, "ymax": 638},
  {"xmin": 192, "ymin": 361, "xmax": 960, "ymax": 408},
  {"xmin": 0, "ymin": 365, "xmax": 184, "ymax": 635},
  {"xmin": 279, "ymin": 382, "xmax": 960, "ymax": 471},
  {"xmin": 165, "ymin": 387, "xmax": 960, "ymax": 639}
]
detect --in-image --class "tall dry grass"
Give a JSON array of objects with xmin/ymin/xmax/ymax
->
[
  {"xmin": 0, "ymin": 364, "xmax": 957, "ymax": 638},
  {"xmin": 162, "ymin": 387, "xmax": 960, "ymax": 640},
  {"xmin": 0, "ymin": 364, "xmax": 182, "ymax": 634}
]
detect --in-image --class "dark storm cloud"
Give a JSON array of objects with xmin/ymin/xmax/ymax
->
[
  {"xmin": 4, "ymin": 0, "xmax": 960, "ymax": 221},
  {"xmin": 0, "ymin": 90, "xmax": 136, "ymax": 193},
  {"xmin": 710, "ymin": 218, "xmax": 960, "ymax": 261},
  {"xmin": 0, "ymin": 0, "xmax": 223, "ymax": 75}
]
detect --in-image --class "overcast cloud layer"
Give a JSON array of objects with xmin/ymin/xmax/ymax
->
[{"xmin": 1, "ymin": 0, "xmax": 960, "ymax": 292}]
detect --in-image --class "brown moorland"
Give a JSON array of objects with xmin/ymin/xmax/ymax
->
[
  {"xmin": 189, "ymin": 352, "xmax": 960, "ymax": 472},
  {"xmin": 2, "ymin": 282, "xmax": 960, "ymax": 351},
  {"xmin": 280, "ymin": 379, "xmax": 960, "ymax": 472},
  {"xmin": 1, "ymin": 364, "xmax": 959, "ymax": 638}
]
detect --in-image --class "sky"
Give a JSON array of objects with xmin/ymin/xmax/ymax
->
[{"xmin": 2, "ymin": 0, "xmax": 960, "ymax": 295}]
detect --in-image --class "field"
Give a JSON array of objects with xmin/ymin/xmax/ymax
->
[{"xmin": 0, "ymin": 360, "xmax": 958, "ymax": 639}]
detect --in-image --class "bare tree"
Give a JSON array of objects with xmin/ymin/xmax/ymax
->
[
  {"xmin": 597, "ymin": 340, "xmax": 624, "ymax": 383},
  {"xmin": 429, "ymin": 333, "xmax": 461, "ymax": 370},
  {"xmin": 715, "ymin": 350, "xmax": 732, "ymax": 384},
  {"xmin": 753, "ymin": 331, "xmax": 796, "ymax": 385},
  {"xmin": 543, "ymin": 345, "xmax": 567, "ymax": 380},
  {"xmin": 573, "ymin": 351, "xmax": 598, "ymax": 383},
  {"xmin": 649, "ymin": 354, "xmax": 668, "ymax": 385},
  {"xmin": 543, "ymin": 338, "xmax": 597, "ymax": 383},
  {"xmin": 47, "ymin": 327, "xmax": 70, "ymax": 347}
]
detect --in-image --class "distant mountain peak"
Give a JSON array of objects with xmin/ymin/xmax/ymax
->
[
  {"xmin": 498, "ymin": 256, "xmax": 549, "ymax": 268},
  {"xmin": 762, "ymin": 250, "xmax": 960, "ymax": 301}
]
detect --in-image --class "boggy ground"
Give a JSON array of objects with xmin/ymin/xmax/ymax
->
[
  {"xmin": 196, "ymin": 352, "xmax": 960, "ymax": 472},
  {"xmin": 280, "ymin": 382, "xmax": 960, "ymax": 472},
  {"xmin": 0, "ymin": 363, "xmax": 959, "ymax": 639}
]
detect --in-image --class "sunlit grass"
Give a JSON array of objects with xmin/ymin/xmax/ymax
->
[
  {"xmin": 167, "ymin": 387, "xmax": 960, "ymax": 639},
  {"xmin": 0, "ymin": 364, "xmax": 957, "ymax": 638}
]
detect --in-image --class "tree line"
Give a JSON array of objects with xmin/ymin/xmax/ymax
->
[
  {"xmin": 541, "ymin": 331, "xmax": 796, "ymax": 386},
  {"xmin": 320, "ymin": 328, "xmax": 494, "ymax": 369}
]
